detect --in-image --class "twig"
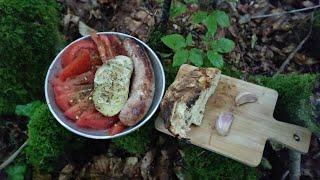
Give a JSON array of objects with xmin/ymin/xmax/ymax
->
[
  {"xmin": 275, "ymin": 13, "xmax": 314, "ymax": 75},
  {"xmin": 0, "ymin": 141, "xmax": 28, "ymax": 170},
  {"xmin": 252, "ymin": 5, "xmax": 320, "ymax": 19},
  {"xmin": 288, "ymin": 150, "xmax": 301, "ymax": 180},
  {"xmin": 281, "ymin": 170, "xmax": 289, "ymax": 180}
]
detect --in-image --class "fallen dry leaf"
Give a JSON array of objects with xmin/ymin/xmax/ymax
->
[{"xmin": 78, "ymin": 21, "xmax": 96, "ymax": 36}]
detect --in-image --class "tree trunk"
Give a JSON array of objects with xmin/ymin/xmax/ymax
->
[{"xmin": 160, "ymin": 0, "xmax": 172, "ymax": 29}]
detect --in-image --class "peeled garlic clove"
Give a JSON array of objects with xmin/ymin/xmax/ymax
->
[
  {"xmin": 235, "ymin": 92, "xmax": 257, "ymax": 106},
  {"xmin": 215, "ymin": 112, "xmax": 234, "ymax": 136}
]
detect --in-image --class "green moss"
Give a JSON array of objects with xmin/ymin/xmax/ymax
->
[
  {"xmin": 0, "ymin": 68, "xmax": 29, "ymax": 115},
  {"xmin": 113, "ymin": 121, "xmax": 154, "ymax": 154},
  {"xmin": 181, "ymin": 144, "xmax": 260, "ymax": 179},
  {"xmin": 0, "ymin": 0, "xmax": 63, "ymax": 115},
  {"xmin": 25, "ymin": 103, "xmax": 71, "ymax": 173},
  {"xmin": 251, "ymin": 74, "xmax": 319, "ymax": 135},
  {"xmin": 297, "ymin": 99, "xmax": 320, "ymax": 137},
  {"xmin": 221, "ymin": 64, "xmax": 243, "ymax": 79}
]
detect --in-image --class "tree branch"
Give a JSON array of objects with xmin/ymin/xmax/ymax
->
[
  {"xmin": 0, "ymin": 141, "xmax": 28, "ymax": 170},
  {"xmin": 252, "ymin": 5, "xmax": 320, "ymax": 19},
  {"xmin": 288, "ymin": 150, "xmax": 301, "ymax": 180},
  {"xmin": 275, "ymin": 13, "xmax": 314, "ymax": 75}
]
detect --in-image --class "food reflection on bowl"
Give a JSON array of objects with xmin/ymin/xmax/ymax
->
[{"xmin": 45, "ymin": 32, "xmax": 165, "ymax": 139}]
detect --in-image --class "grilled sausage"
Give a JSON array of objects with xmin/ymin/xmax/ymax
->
[{"xmin": 119, "ymin": 39, "xmax": 155, "ymax": 126}]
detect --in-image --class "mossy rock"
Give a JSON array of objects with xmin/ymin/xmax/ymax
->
[
  {"xmin": 0, "ymin": 0, "xmax": 63, "ymax": 115},
  {"xmin": 25, "ymin": 102, "xmax": 71, "ymax": 173}
]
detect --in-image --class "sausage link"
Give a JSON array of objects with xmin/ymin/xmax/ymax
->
[{"xmin": 119, "ymin": 39, "xmax": 155, "ymax": 126}]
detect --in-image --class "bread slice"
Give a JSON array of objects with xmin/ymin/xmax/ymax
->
[{"xmin": 160, "ymin": 67, "xmax": 221, "ymax": 138}]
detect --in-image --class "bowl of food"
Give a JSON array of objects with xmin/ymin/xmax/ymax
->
[{"xmin": 45, "ymin": 32, "xmax": 165, "ymax": 139}]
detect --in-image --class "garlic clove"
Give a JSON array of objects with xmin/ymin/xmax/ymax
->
[
  {"xmin": 215, "ymin": 112, "xmax": 234, "ymax": 136},
  {"xmin": 235, "ymin": 92, "xmax": 258, "ymax": 106}
]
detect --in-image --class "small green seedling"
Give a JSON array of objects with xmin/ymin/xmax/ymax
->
[{"xmin": 161, "ymin": 10, "xmax": 235, "ymax": 68}]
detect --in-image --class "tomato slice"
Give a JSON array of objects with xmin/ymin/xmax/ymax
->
[
  {"xmin": 78, "ymin": 109, "xmax": 95, "ymax": 120},
  {"xmin": 106, "ymin": 35, "xmax": 126, "ymax": 56},
  {"xmin": 64, "ymin": 102, "xmax": 94, "ymax": 121},
  {"xmin": 59, "ymin": 49, "xmax": 91, "ymax": 81},
  {"xmin": 51, "ymin": 77, "xmax": 64, "ymax": 87},
  {"xmin": 108, "ymin": 122, "xmax": 126, "ymax": 135},
  {"xmin": 55, "ymin": 89, "xmax": 92, "ymax": 111},
  {"xmin": 76, "ymin": 117, "xmax": 119, "ymax": 130},
  {"xmin": 53, "ymin": 84, "xmax": 93, "ymax": 97},
  {"xmin": 64, "ymin": 70, "xmax": 95, "ymax": 85},
  {"xmin": 55, "ymin": 94, "xmax": 72, "ymax": 111},
  {"xmin": 61, "ymin": 39, "xmax": 97, "ymax": 68},
  {"xmin": 77, "ymin": 113, "xmax": 119, "ymax": 130},
  {"xmin": 51, "ymin": 71, "xmax": 94, "ymax": 97}
]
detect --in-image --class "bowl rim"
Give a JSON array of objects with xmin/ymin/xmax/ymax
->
[{"xmin": 45, "ymin": 32, "xmax": 165, "ymax": 139}]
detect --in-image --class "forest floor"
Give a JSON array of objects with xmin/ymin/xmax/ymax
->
[{"xmin": 1, "ymin": 0, "xmax": 320, "ymax": 179}]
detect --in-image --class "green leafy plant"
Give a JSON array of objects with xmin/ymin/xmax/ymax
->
[
  {"xmin": 169, "ymin": 0, "xmax": 200, "ymax": 18},
  {"xmin": 161, "ymin": 10, "xmax": 235, "ymax": 68},
  {"xmin": 6, "ymin": 165, "xmax": 27, "ymax": 180},
  {"xmin": 5, "ymin": 165, "xmax": 27, "ymax": 180},
  {"xmin": 170, "ymin": 1, "xmax": 187, "ymax": 18}
]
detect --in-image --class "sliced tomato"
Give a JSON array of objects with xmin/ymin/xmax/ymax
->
[
  {"xmin": 55, "ymin": 94, "xmax": 72, "ymax": 111},
  {"xmin": 59, "ymin": 49, "xmax": 91, "ymax": 81},
  {"xmin": 77, "ymin": 111, "xmax": 118, "ymax": 129},
  {"xmin": 51, "ymin": 72, "xmax": 94, "ymax": 97},
  {"xmin": 64, "ymin": 70, "xmax": 95, "ymax": 85},
  {"xmin": 53, "ymin": 84, "xmax": 93, "ymax": 97},
  {"xmin": 61, "ymin": 39, "xmax": 97, "ymax": 68},
  {"xmin": 106, "ymin": 35, "xmax": 126, "ymax": 56},
  {"xmin": 51, "ymin": 77, "xmax": 64, "ymax": 87},
  {"xmin": 77, "ymin": 114, "xmax": 119, "ymax": 130},
  {"xmin": 64, "ymin": 102, "xmax": 93, "ymax": 121},
  {"xmin": 108, "ymin": 122, "xmax": 126, "ymax": 136},
  {"xmin": 55, "ymin": 89, "xmax": 92, "ymax": 111},
  {"xmin": 78, "ymin": 109, "xmax": 96, "ymax": 120}
]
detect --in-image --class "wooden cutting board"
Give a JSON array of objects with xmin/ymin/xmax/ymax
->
[{"xmin": 155, "ymin": 64, "xmax": 311, "ymax": 167}]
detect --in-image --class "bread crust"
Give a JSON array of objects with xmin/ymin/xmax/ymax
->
[{"xmin": 160, "ymin": 67, "xmax": 221, "ymax": 137}]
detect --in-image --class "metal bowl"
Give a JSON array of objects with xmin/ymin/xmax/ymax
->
[{"xmin": 45, "ymin": 32, "xmax": 165, "ymax": 139}]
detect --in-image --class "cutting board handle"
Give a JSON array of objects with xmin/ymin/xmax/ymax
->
[{"xmin": 266, "ymin": 119, "xmax": 311, "ymax": 153}]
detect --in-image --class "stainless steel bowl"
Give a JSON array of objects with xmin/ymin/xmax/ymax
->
[{"xmin": 45, "ymin": 32, "xmax": 165, "ymax": 139}]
